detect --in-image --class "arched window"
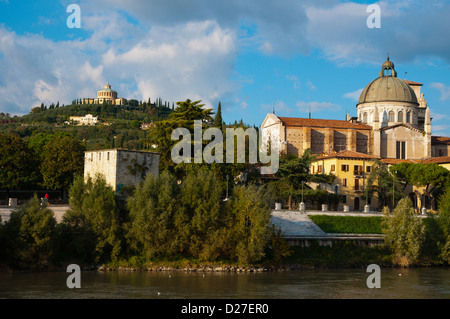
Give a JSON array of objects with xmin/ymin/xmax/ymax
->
[
  {"xmin": 406, "ymin": 111, "xmax": 411, "ymax": 123},
  {"xmin": 363, "ymin": 112, "xmax": 368, "ymax": 123},
  {"xmin": 398, "ymin": 111, "xmax": 403, "ymax": 122},
  {"xmin": 388, "ymin": 111, "xmax": 395, "ymax": 122}
]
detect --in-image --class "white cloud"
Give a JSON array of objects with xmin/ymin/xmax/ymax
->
[
  {"xmin": 286, "ymin": 75, "xmax": 300, "ymax": 89},
  {"xmin": 306, "ymin": 80, "xmax": 316, "ymax": 90},
  {"xmin": 430, "ymin": 82, "xmax": 450, "ymax": 101},
  {"xmin": 431, "ymin": 111, "xmax": 449, "ymax": 121},
  {"xmin": 262, "ymin": 100, "xmax": 294, "ymax": 114},
  {"xmin": 0, "ymin": 16, "xmax": 238, "ymax": 114},
  {"xmin": 431, "ymin": 124, "xmax": 450, "ymax": 134},
  {"xmin": 296, "ymin": 100, "xmax": 341, "ymax": 113},
  {"xmin": 343, "ymin": 88, "xmax": 364, "ymax": 101}
]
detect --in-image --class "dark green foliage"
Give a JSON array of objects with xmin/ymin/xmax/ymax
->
[
  {"xmin": 0, "ymin": 134, "xmax": 41, "ymax": 190},
  {"xmin": 214, "ymin": 101, "xmax": 223, "ymax": 128},
  {"xmin": 61, "ymin": 175, "xmax": 122, "ymax": 264},
  {"xmin": 40, "ymin": 136, "xmax": 85, "ymax": 191},
  {"xmin": 0, "ymin": 195, "xmax": 57, "ymax": 269},
  {"xmin": 126, "ymin": 169, "xmax": 273, "ymax": 264},
  {"xmin": 309, "ymin": 215, "xmax": 383, "ymax": 234}
]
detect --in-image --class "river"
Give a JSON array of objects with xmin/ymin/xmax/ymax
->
[{"xmin": 0, "ymin": 267, "xmax": 448, "ymax": 299}]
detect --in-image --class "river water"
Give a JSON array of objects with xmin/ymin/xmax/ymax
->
[{"xmin": 0, "ymin": 267, "xmax": 448, "ymax": 299}]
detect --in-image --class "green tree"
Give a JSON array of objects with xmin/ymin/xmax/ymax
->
[
  {"xmin": 393, "ymin": 162, "xmax": 450, "ymax": 210},
  {"xmin": 178, "ymin": 169, "xmax": 223, "ymax": 260},
  {"xmin": 0, "ymin": 134, "xmax": 41, "ymax": 192},
  {"xmin": 62, "ymin": 175, "xmax": 122, "ymax": 264},
  {"xmin": 437, "ymin": 188, "xmax": 450, "ymax": 263},
  {"xmin": 382, "ymin": 197, "xmax": 426, "ymax": 267},
  {"xmin": 40, "ymin": 136, "xmax": 84, "ymax": 198},
  {"xmin": 367, "ymin": 160, "xmax": 403, "ymax": 210},
  {"xmin": 150, "ymin": 99, "xmax": 213, "ymax": 172},
  {"xmin": 0, "ymin": 195, "xmax": 57, "ymax": 269},
  {"xmin": 126, "ymin": 171, "xmax": 180, "ymax": 259},
  {"xmin": 226, "ymin": 185, "xmax": 272, "ymax": 264},
  {"xmin": 214, "ymin": 101, "xmax": 223, "ymax": 128}
]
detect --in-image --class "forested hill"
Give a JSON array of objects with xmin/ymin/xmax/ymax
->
[
  {"xmin": 0, "ymin": 99, "xmax": 174, "ymax": 151},
  {"xmin": 21, "ymin": 98, "xmax": 174, "ymax": 125}
]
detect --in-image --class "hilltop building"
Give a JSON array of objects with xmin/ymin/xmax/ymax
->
[
  {"xmin": 69, "ymin": 114, "xmax": 98, "ymax": 125},
  {"xmin": 261, "ymin": 57, "xmax": 450, "ymax": 211},
  {"xmin": 84, "ymin": 149, "xmax": 160, "ymax": 192},
  {"xmin": 79, "ymin": 82, "xmax": 127, "ymax": 106}
]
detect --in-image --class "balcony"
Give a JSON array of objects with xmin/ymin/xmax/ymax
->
[
  {"xmin": 353, "ymin": 170, "xmax": 364, "ymax": 177},
  {"xmin": 354, "ymin": 185, "xmax": 364, "ymax": 192}
]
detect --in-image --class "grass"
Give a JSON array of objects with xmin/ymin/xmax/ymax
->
[{"xmin": 308, "ymin": 215, "xmax": 383, "ymax": 234}]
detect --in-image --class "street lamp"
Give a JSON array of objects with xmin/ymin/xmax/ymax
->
[
  {"xmin": 392, "ymin": 170, "xmax": 397, "ymax": 209},
  {"xmin": 225, "ymin": 175, "xmax": 229, "ymax": 201},
  {"xmin": 301, "ymin": 181, "xmax": 304, "ymax": 203}
]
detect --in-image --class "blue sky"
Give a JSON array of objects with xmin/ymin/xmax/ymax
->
[{"xmin": 1, "ymin": 0, "xmax": 450, "ymax": 136}]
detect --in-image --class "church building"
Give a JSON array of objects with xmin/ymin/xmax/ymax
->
[{"xmin": 261, "ymin": 57, "xmax": 450, "ymax": 211}]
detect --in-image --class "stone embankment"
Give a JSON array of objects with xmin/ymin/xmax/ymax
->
[{"xmin": 98, "ymin": 265, "xmax": 314, "ymax": 272}]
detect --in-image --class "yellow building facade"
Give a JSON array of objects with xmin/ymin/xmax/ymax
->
[{"xmin": 310, "ymin": 150, "xmax": 379, "ymax": 211}]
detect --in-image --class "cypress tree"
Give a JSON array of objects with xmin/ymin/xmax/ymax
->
[{"xmin": 214, "ymin": 102, "xmax": 223, "ymax": 128}]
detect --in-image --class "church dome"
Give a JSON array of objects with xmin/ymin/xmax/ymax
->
[
  {"xmin": 97, "ymin": 82, "xmax": 118, "ymax": 99},
  {"xmin": 357, "ymin": 58, "xmax": 418, "ymax": 106}
]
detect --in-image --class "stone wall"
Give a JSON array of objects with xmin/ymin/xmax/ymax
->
[{"xmin": 84, "ymin": 149, "xmax": 160, "ymax": 191}]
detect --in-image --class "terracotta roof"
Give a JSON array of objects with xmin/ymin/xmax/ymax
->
[
  {"xmin": 422, "ymin": 156, "xmax": 450, "ymax": 164},
  {"xmin": 278, "ymin": 117, "xmax": 372, "ymax": 130},
  {"xmin": 380, "ymin": 158, "xmax": 419, "ymax": 165},
  {"xmin": 314, "ymin": 150, "xmax": 379, "ymax": 161},
  {"xmin": 432, "ymin": 136, "xmax": 450, "ymax": 145},
  {"xmin": 403, "ymin": 80, "xmax": 423, "ymax": 86}
]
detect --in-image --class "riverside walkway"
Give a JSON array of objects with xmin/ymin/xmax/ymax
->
[{"xmin": 0, "ymin": 205, "xmax": 70, "ymax": 223}]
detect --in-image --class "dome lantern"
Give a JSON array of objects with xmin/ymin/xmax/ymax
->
[{"xmin": 357, "ymin": 58, "xmax": 417, "ymax": 106}]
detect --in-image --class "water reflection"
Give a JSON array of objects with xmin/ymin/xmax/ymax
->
[{"xmin": 0, "ymin": 268, "xmax": 448, "ymax": 299}]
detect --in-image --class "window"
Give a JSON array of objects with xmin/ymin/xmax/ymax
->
[
  {"xmin": 341, "ymin": 164, "xmax": 349, "ymax": 172},
  {"xmin": 99, "ymin": 153, "xmax": 101, "ymax": 160},
  {"xmin": 398, "ymin": 111, "xmax": 403, "ymax": 122},
  {"xmin": 406, "ymin": 111, "xmax": 411, "ymax": 123},
  {"xmin": 354, "ymin": 178, "xmax": 360, "ymax": 191},
  {"xmin": 331, "ymin": 165, "xmax": 335, "ymax": 172},
  {"xmin": 342, "ymin": 178, "xmax": 347, "ymax": 187},
  {"xmin": 366, "ymin": 166, "xmax": 371, "ymax": 173},
  {"xmin": 312, "ymin": 166, "xmax": 315, "ymax": 174},
  {"xmin": 107, "ymin": 152, "xmax": 110, "ymax": 161},
  {"xmin": 388, "ymin": 111, "xmax": 395, "ymax": 122},
  {"xmin": 354, "ymin": 165, "xmax": 362, "ymax": 174},
  {"xmin": 318, "ymin": 165, "xmax": 323, "ymax": 173},
  {"xmin": 396, "ymin": 141, "xmax": 406, "ymax": 159},
  {"xmin": 363, "ymin": 112, "xmax": 368, "ymax": 123},
  {"xmin": 342, "ymin": 195, "xmax": 347, "ymax": 204}
]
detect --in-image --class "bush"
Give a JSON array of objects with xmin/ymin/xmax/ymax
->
[{"xmin": 382, "ymin": 198, "xmax": 426, "ymax": 267}]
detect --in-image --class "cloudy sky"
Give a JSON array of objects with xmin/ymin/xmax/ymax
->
[{"xmin": 1, "ymin": 0, "xmax": 450, "ymax": 136}]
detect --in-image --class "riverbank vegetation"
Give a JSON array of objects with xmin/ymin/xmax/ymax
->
[{"xmin": 1, "ymin": 168, "xmax": 449, "ymax": 272}]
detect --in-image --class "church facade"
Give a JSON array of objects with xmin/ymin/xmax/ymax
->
[
  {"xmin": 261, "ymin": 58, "xmax": 450, "ymax": 211},
  {"xmin": 79, "ymin": 82, "xmax": 127, "ymax": 106}
]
